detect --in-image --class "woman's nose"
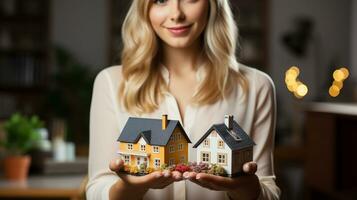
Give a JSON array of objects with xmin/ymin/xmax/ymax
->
[{"xmin": 170, "ymin": 1, "xmax": 185, "ymax": 22}]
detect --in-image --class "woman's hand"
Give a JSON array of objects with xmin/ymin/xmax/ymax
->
[
  {"xmin": 183, "ymin": 162, "xmax": 261, "ymax": 200},
  {"xmin": 109, "ymin": 158, "xmax": 183, "ymax": 200}
]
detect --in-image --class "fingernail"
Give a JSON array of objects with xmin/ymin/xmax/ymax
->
[
  {"xmin": 196, "ymin": 175, "xmax": 200, "ymax": 180},
  {"xmin": 164, "ymin": 172, "xmax": 170, "ymax": 178}
]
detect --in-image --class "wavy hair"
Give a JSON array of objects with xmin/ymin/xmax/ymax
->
[{"xmin": 119, "ymin": 0, "xmax": 247, "ymax": 115}]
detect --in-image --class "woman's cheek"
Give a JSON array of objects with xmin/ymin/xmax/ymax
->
[{"xmin": 149, "ymin": 9, "xmax": 169, "ymax": 27}]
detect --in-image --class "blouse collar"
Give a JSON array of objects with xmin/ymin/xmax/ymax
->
[{"xmin": 159, "ymin": 63, "xmax": 207, "ymax": 86}]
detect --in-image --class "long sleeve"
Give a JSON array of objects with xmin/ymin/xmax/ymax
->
[
  {"xmin": 86, "ymin": 70, "xmax": 120, "ymax": 200},
  {"xmin": 252, "ymin": 70, "xmax": 281, "ymax": 199}
]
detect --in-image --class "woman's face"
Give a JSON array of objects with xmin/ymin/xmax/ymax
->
[{"xmin": 149, "ymin": 0, "xmax": 210, "ymax": 49}]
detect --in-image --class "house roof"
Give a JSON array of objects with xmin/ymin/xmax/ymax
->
[
  {"xmin": 117, "ymin": 117, "xmax": 191, "ymax": 146},
  {"xmin": 193, "ymin": 120, "xmax": 255, "ymax": 150}
]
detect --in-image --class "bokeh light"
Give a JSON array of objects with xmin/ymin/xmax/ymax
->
[
  {"xmin": 285, "ymin": 66, "xmax": 308, "ymax": 99},
  {"xmin": 329, "ymin": 67, "xmax": 349, "ymax": 97}
]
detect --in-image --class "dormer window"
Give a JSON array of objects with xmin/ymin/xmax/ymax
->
[{"xmin": 229, "ymin": 130, "xmax": 242, "ymax": 141}]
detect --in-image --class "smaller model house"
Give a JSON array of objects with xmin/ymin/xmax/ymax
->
[
  {"xmin": 193, "ymin": 115, "xmax": 255, "ymax": 176},
  {"xmin": 117, "ymin": 115, "xmax": 191, "ymax": 169}
]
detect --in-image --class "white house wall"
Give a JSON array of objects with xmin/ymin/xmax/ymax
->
[{"xmin": 196, "ymin": 130, "xmax": 232, "ymax": 174}]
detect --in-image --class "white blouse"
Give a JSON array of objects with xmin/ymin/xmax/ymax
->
[{"xmin": 86, "ymin": 63, "xmax": 281, "ymax": 200}]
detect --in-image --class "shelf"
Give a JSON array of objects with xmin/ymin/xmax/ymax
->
[
  {"xmin": 0, "ymin": 48, "xmax": 47, "ymax": 55},
  {"xmin": 0, "ymin": 86, "xmax": 46, "ymax": 94}
]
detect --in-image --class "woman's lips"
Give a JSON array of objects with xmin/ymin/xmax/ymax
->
[{"xmin": 167, "ymin": 25, "xmax": 192, "ymax": 36}]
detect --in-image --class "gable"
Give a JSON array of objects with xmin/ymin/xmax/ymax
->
[
  {"xmin": 193, "ymin": 121, "xmax": 255, "ymax": 150},
  {"xmin": 195, "ymin": 129, "xmax": 231, "ymax": 150}
]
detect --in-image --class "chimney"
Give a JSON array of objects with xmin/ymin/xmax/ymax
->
[
  {"xmin": 162, "ymin": 114, "xmax": 168, "ymax": 130},
  {"xmin": 224, "ymin": 115, "xmax": 233, "ymax": 130}
]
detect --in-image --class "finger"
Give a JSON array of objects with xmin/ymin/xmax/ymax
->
[
  {"xmin": 109, "ymin": 158, "xmax": 124, "ymax": 173},
  {"xmin": 183, "ymin": 172, "xmax": 197, "ymax": 180},
  {"xmin": 161, "ymin": 170, "xmax": 175, "ymax": 185},
  {"xmin": 196, "ymin": 173, "xmax": 237, "ymax": 191},
  {"xmin": 243, "ymin": 162, "xmax": 257, "ymax": 175},
  {"xmin": 172, "ymin": 171, "xmax": 183, "ymax": 181}
]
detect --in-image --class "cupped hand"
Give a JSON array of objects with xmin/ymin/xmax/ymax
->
[
  {"xmin": 109, "ymin": 158, "xmax": 183, "ymax": 190},
  {"xmin": 182, "ymin": 162, "xmax": 261, "ymax": 199}
]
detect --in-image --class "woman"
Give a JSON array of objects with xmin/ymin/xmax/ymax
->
[{"xmin": 86, "ymin": 0, "xmax": 281, "ymax": 199}]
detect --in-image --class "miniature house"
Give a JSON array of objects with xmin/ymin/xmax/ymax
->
[
  {"xmin": 117, "ymin": 115, "xmax": 191, "ymax": 169},
  {"xmin": 193, "ymin": 115, "xmax": 255, "ymax": 176}
]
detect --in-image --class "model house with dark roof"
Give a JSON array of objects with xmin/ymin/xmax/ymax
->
[
  {"xmin": 193, "ymin": 115, "xmax": 255, "ymax": 176},
  {"xmin": 117, "ymin": 115, "xmax": 191, "ymax": 169}
]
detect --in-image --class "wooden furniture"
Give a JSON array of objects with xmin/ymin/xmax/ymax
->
[
  {"xmin": 304, "ymin": 102, "xmax": 357, "ymax": 199},
  {"xmin": 0, "ymin": 174, "xmax": 87, "ymax": 200},
  {"xmin": 108, "ymin": 0, "xmax": 270, "ymax": 72},
  {"xmin": 0, "ymin": 0, "xmax": 51, "ymax": 119}
]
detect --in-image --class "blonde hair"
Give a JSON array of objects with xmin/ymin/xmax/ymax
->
[{"xmin": 120, "ymin": 0, "xmax": 247, "ymax": 115}]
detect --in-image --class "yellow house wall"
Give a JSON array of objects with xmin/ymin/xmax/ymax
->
[
  {"xmin": 164, "ymin": 128, "xmax": 189, "ymax": 165},
  {"xmin": 119, "ymin": 142, "xmax": 165, "ymax": 169}
]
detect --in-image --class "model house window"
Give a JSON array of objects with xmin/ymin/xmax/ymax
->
[
  {"xmin": 153, "ymin": 146, "xmax": 159, "ymax": 153},
  {"xmin": 203, "ymin": 139, "xmax": 210, "ymax": 147},
  {"xmin": 177, "ymin": 133, "xmax": 182, "ymax": 140},
  {"xmin": 140, "ymin": 144, "xmax": 146, "ymax": 151},
  {"xmin": 169, "ymin": 145, "xmax": 175, "ymax": 153},
  {"xmin": 201, "ymin": 152, "xmax": 210, "ymax": 163},
  {"xmin": 217, "ymin": 153, "xmax": 227, "ymax": 165},
  {"xmin": 124, "ymin": 155, "xmax": 130, "ymax": 164},
  {"xmin": 137, "ymin": 158, "xmax": 141, "ymax": 165},
  {"xmin": 169, "ymin": 158, "xmax": 175, "ymax": 166},
  {"xmin": 127, "ymin": 144, "xmax": 133, "ymax": 150},
  {"xmin": 180, "ymin": 156, "xmax": 185, "ymax": 163},
  {"xmin": 178, "ymin": 143, "xmax": 183, "ymax": 151},
  {"xmin": 154, "ymin": 159, "xmax": 160, "ymax": 168},
  {"xmin": 218, "ymin": 140, "xmax": 225, "ymax": 148},
  {"xmin": 170, "ymin": 134, "xmax": 175, "ymax": 141}
]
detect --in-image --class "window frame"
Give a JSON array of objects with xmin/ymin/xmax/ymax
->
[
  {"xmin": 217, "ymin": 153, "xmax": 227, "ymax": 166},
  {"xmin": 152, "ymin": 146, "xmax": 159, "ymax": 153},
  {"xmin": 154, "ymin": 158, "xmax": 161, "ymax": 168},
  {"xmin": 203, "ymin": 139, "xmax": 210, "ymax": 148},
  {"xmin": 140, "ymin": 144, "xmax": 146, "ymax": 152},
  {"xmin": 200, "ymin": 151, "xmax": 211, "ymax": 163},
  {"xmin": 127, "ymin": 143, "xmax": 133, "ymax": 150},
  {"xmin": 218, "ymin": 140, "xmax": 225, "ymax": 149}
]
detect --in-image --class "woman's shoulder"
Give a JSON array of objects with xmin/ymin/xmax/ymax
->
[
  {"xmin": 94, "ymin": 65, "xmax": 123, "ymax": 86},
  {"xmin": 238, "ymin": 63, "xmax": 275, "ymax": 93}
]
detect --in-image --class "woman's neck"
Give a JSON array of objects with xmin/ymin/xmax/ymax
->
[{"xmin": 161, "ymin": 41, "xmax": 203, "ymax": 76}]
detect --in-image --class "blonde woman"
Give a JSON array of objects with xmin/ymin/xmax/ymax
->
[{"xmin": 87, "ymin": 0, "xmax": 280, "ymax": 199}]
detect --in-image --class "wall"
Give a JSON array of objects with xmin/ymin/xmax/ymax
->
[
  {"xmin": 352, "ymin": 0, "xmax": 357, "ymax": 80},
  {"xmin": 51, "ymin": 0, "xmax": 108, "ymax": 69},
  {"xmin": 269, "ymin": 0, "xmax": 352, "ymax": 141}
]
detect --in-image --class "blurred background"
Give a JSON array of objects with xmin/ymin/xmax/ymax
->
[{"xmin": 0, "ymin": 0, "xmax": 356, "ymax": 199}]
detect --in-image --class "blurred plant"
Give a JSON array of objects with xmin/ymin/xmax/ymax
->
[
  {"xmin": 0, "ymin": 113, "xmax": 44, "ymax": 155},
  {"xmin": 45, "ymin": 47, "xmax": 99, "ymax": 143}
]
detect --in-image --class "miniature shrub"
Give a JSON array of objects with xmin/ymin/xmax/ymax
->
[
  {"xmin": 129, "ymin": 165, "xmax": 139, "ymax": 174},
  {"xmin": 146, "ymin": 167, "xmax": 154, "ymax": 174}
]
